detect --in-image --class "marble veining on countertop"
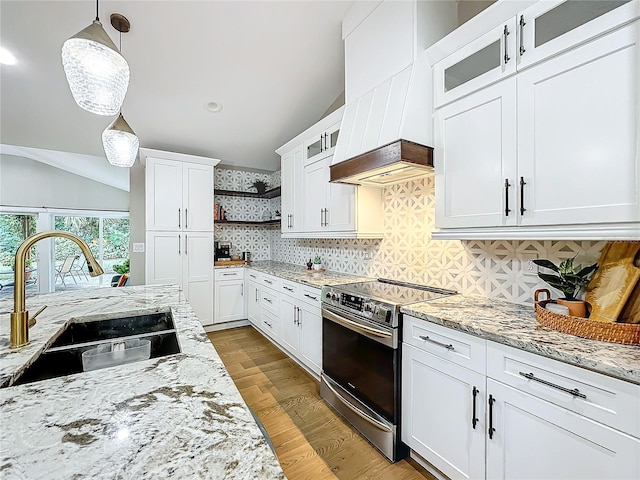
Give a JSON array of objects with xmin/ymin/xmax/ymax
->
[
  {"xmin": 246, "ymin": 260, "xmax": 373, "ymax": 288},
  {"xmin": 0, "ymin": 285, "xmax": 285, "ymax": 479},
  {"xmin": 402, "ymin": 295, "xmax": 640, "ymax": 385}
]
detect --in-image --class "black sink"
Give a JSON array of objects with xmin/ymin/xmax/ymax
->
[
  {"xmin": 10, "ymin": 312, "xmax": 181, "ymax": 387},
  {"xmin": 50, "ymin": 311, "xmax": 175, "ymax": 348}
]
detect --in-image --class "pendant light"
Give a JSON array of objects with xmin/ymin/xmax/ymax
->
[
  {"xmin": 102, "ymin": 14, "xmax": 138, "ymax": 168},
  {"xmin": 61, "ymin": 0, "xmax": 130, "ymax": 116}
]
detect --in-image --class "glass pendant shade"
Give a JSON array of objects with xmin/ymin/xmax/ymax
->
[
  {"xmin": 61, "ymin": 20, "xmax": 130, "ymax": 116},
  {"xmin": 102, "ymin": 114, "xmax": 139, "ymax": 167}
]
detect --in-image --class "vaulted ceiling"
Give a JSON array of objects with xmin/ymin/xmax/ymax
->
[{"xmin": 0, "ymin": 1, "xmax": 353, "ymax": 173}]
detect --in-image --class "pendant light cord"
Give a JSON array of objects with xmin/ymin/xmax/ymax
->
[{"xmin": 95, "ymin": 0, "xmax": 99, "ymax": 21}]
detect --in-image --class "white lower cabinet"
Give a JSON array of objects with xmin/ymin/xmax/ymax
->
[
  {"xmin": 214, "ymin": 268, "xmax": 246, "ymax": 323},
  {"xmin": 279, "ymin": 283, "xmax": 322, "ymax": 376},
  {"xmin": 402, "ymin": 343, "xmax": 486, "ymax": 480},
  {"xmin": 402, "ymin": 317, "xmax": 640, "ymax": 480},
  {"xmin": 146, "ymin": 231, "xmax": 213, "ymax": 326},
  {"xmin": 485, "ymin": 378, "xmax": 640, "ymax": 480},
  {"xmin": 246, "ymin": 279, "xmax": 260, "ymax": 327}
]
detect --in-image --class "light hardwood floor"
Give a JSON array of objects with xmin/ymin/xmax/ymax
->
[{"xmin": 208, "ymin": 326, "xmax": 436, "ymax": 480}]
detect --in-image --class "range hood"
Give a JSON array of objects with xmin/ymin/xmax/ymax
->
[
  {"xmin": 329, "ymin": 59, "xmax": 435, "ymax": 187},
  {"xmin": 330, "ymin": 139, "xmax": 433, "ymax": 186}
]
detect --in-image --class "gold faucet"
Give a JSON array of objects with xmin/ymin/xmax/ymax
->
[{"xmin": 10, "ymin": 230, "xmax": 104, "ymax": 349}]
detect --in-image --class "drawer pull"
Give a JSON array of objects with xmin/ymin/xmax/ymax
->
[
  {"xmin": 488, "ymin": 394, "xmax": 495, "ymax": 439},
  {"xmin": 249, "ymin": 274, "xmax": 256, "ymax": 279},
  {"xmin": 283, "ymin": 286, "xmax": 294, "ymax": 292},
  {"xmin": 419, "ymin": 335, "xmax": 454, "ymax": 351},
  {"xmin": 264, "ymin": 320, "xmax": 272, "ymax": 328},
  {"xmin": 518, "ymin": 372, "xmax": 587, "ymax": 399},
  {"xmin": 472, "ymin": 386, "xmax": 479, "ymax": 429},
  {"xmin": 304, "ymin": 294, "xmax": 318, "ymax": 301},
  {"xmin": 222, "ymin": 273, "xmax": 236, "ymax": 276},
  {"xmin": 264, "ymin": 279, "xmax": 273, "ymax": 285},
  {"xmin": 263, "ymin": 297, "xmax": 273, "ymax": 304}
]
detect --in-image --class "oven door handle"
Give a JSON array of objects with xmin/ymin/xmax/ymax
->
[
  {"xmin": 323, "ymin": 308, "xmax": 392, "ymax": 339},
  {"xmin": 321, "ymin": 374, "xmax": 392, "ymax": 433}
]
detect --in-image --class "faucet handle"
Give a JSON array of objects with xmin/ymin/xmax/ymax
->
[{"xmin": 29, "ymin": 305, "xmax": 47, "ymax": 328}]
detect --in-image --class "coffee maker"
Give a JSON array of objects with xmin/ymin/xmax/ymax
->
[{"xmin": 214, "ymin": 241, "xmax": 231, "ymax": 261}]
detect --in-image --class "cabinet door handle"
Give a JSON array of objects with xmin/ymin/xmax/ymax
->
[
  {"xmin": 324, "ymin": 208, "xmax": 329, "ymax": 227},
  {"xmin": 178, "ymin": 234, "xmax": 181, "ymax": 255},
  {"xmin": 304, "ymin": 293, "xmax": 318, "ymax": 301},
  {"xmin": 488, "ymin": 394, "xmax": 495, "ymax": 439},
  {"xmin": 519, "ymin": 15, "xmax": 526, "ymax": 56},
  {"xmin": 504, "ymin": 179, "xmax": 511, "ymax": 216},
  {"xmin": 519, "ymin": 176, "xmax": 527, "ymax": 215},
  {"xmin": 518, "ymin": 371, "xmax": 587, "ymax": 399},
  {"xmin": 503, "ymin": 25, "xmax": 510, "ymax": 64},
  {"xmin": 472, "ymin": 386, "xmax": 479, "ymax": 429},
  {"xmin": 178, "ymin": 208, "xmax": 181, "ymax": 228},
  {"xmin": 263, "ymin": 297, "xmax": 272, "ymax": 303},
  {"xmin": 185, "ymin": 208, "xmax": 188, "ymax": 229},
  {"xmin": 241, "ymin": 283, "xmax": 244, "ymax": 296},
  {"xmin": 320, "ymin": 208, "xmax": 324, "ymax": 227},
  {"xmin": 255, "ymin": 289, "xmax": 259, "ymax": 302},
  {"xmin": 185, "ymin": 234, "xmax": 188, "ymax": 255},
  {"xmin": 297, "ymin": 306, "xmax": 301, "ymax": 325},
  {"xmin": 418, "ymin": 335, "xmax": 454, "ymax": 351}
]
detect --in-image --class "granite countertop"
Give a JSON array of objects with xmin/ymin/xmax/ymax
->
[
  {"xmin": 0, "ymin": 285, "xmax": 285, "ymax": 479},
  {"xmin": 402, "ymin": 295, "xmax": 640, "ymax": 385},
  {"xmin": 246, "ymin": 260, "xmax": 373, "ymax": 288}
]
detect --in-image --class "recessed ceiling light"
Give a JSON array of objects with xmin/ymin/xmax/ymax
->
[
  {"xmin": 0, "ymin": 47, "xmax": 17, "ymax": 65},
  {"xmin": 206, "ymin": 101, "xmax": 223, "ymax": 113}
]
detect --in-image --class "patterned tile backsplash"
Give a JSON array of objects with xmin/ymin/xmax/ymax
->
[
  {"xmin": 216, "ymin": 167, "xmax": 606, "ymax": 305},
  {"xmin": 271, "ymin": 176, "xmax": 606, "ymax": 305}
]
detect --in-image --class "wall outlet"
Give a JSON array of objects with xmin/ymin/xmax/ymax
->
[
  {"xmin": 521, "ymin": 253, "xmax": 539, "ymax": 277},
  {"xmin": 364, "ymin": 251, "xmax": 371, "ymax": 260},
  {"xmin": 133, "ymin": 243, "xmax": 145, "ymax": 253}
]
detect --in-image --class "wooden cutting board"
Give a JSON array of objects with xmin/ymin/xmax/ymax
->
[
  {"xmin": 214, "ymin": 260, "xmax": 246, "ymax": 266},
  {"xmin": 619, "ymin": 250, "xmax": 640, "ymax": 323},
  {"xmin": 585, "ymin": 242, "xmax": 640, "ymax": 323}
]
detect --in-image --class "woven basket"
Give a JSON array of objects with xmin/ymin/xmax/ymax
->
[{"xmin": 534, "ymin": 289, "xmax": 640, "ymax": 346}]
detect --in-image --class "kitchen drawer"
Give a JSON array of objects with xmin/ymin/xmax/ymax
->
[
  {"xmin": 260, "ymin": 309, "xmax": 281, "ymax": 341},
  {"xmin": 298, "ymin": 285, "xmax": 321, "ymax": 307},
  {"xmin": 215, "ymin": 267, "xmax": 244, "ymax": 282},
  {"xmin": 261, "ymin": 273, "xmax": 281, "ymax": 291},
  {"xmin": 487, "ymin": 341, "xmax": 640, "ymax": 437},
  {"xmin": 280, "ymin": 279, "xmax": 300, "ymax": 297},
  {"xmin": 403, "ymin": 315, "xmax": 487, "ymax": 375},
  {"xmin": 246, "ymin": 270, "xmax": 261, "ymax": 284},
  {"xmin": 260, "ymin": 287, "xmax": 280, "ymax": 316}
]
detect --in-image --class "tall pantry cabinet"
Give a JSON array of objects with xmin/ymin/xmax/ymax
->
[{"xmin": 140, "ymin": 148, "xmax": 220, "ymax": 326}]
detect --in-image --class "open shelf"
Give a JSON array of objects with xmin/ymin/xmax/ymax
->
[
  {"xmin": 215, "ymin": 186, "xmax": 281, "ymax": 199},
  {"xmin": 216, "ymin": 219, "xmax": 281, "ymax": 226}
]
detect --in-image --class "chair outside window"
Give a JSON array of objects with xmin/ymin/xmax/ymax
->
[
  {"xmin": 71, "ymin": 257, "xmax": 89, "ymax": 282},
  {"xmin": 55, "ymin": 255, "xmax": 78, "ymax": 287}
]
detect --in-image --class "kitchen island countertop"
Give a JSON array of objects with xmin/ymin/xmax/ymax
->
[
  {"xmin": 0, "ymin": 285, "xmax": 285, "ymax": 479},
  {"xmin": 402, "ymin": 295, "xmax": 640, "ymax": 385}
]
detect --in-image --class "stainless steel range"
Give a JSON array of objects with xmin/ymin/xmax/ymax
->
[{"xmin": 320, "ymin": 279, "xmax": 456, "ymax": 462}]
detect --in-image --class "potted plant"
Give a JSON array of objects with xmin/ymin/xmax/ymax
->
[
  {"xmin": 111, "ymin": 259, "xmax": 130, "ymax": 287},
  {"xmin": 532, "ymin": 256, "xmax": 598, "ymax": 317},
  {"xmin": 274, "ymin": 210, "xmax": 281, "ymax": 219},
  {"xmin": 251, "ymin": 180, "xmax": 269, "ymax": 195},
  {"xmin": 313, "ymin": 256, "xmax": 323, "ymax": 270}
]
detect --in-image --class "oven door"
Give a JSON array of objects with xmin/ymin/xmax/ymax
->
[{"xmin": 321, "ymin": 306, "xmax": 398, "ymax": 423}]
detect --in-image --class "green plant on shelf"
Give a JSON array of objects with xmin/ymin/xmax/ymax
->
[{"xmin": 251, "ymin": 180, "xmax": 269, "ymax": 194}]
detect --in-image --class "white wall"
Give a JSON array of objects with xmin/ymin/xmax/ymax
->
[
  {"xmin": 0, "ymin": 154, "xmax": 129, "ymax": 211},
  {"xmin": 128, "ymin": 161, "xmax": 146, "ymax": 286}
]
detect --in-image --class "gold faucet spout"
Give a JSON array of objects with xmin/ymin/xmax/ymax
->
[{"xmin": 10, "ymin": 230, "xmax": 105, "ymax": 349}]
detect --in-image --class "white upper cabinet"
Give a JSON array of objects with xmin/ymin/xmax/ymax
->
[
  {"xmin": 280, "ymin": 144, "xmax": 303, "ymax": 233},
  {"xmin": 517, "ymin": 0, "xmax": 639, "ymax": 70},
  {"xmin": 436, "ymin": 78, "xmax": 517, "ymax": 228},
  {"xmin": 277, "ymin": 106, "xmax": 384, "ymax": 239},
  {"xmin": 517, "ymin": 22, "xmax": 640, "ymax": 226},
  {"xmin": 142, "ymin": 151, "xmax": 215, "ymax": 232},
  {"xmin": 435, "ymin": 19, "xmax": 517, "ymax": 108},
  {"xmin": 431, "ymin": 2, "xmax": 640, "ymax": 239}
]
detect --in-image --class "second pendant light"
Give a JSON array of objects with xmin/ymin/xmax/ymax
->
[{"xmin": 103, "ymin": 13, "xmax": 138, "ymax": 168}]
